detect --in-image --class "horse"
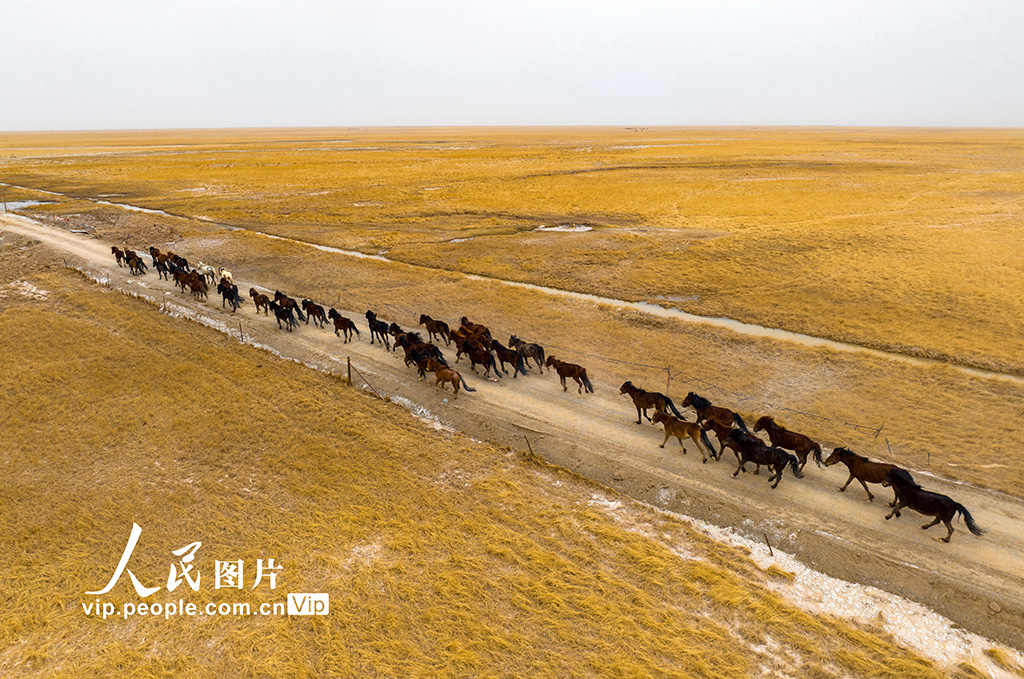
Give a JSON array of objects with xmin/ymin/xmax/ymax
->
[
  {"xmin": 489, "ymin": 340, "xmax": 528, "ymax": 378},
  {"xmin": 126, "ymin": 255, "xmax": 147, "ymax": 276},
  {"xmin": 462, "ymin": 340, "xmax": 502, "ymax": 378},
  {"xmin": 459, "ymin": 316, "xmax": 492, "ymax": 341},
  {"xmin": 395, "ymin": 333, "xmax": 446, "ymax": 367},
  {"xmin": 419, "ymin": 315, "xmax": 451, "ymax": 345},
  {"xmin": 753, "ymin": 416, "xmax": 823, "ymax": 470},
  {"xmin": 883, "ymin": 468, "xmax": 985, "ymax": 543},
  {"xmin": 700, "ymin": 419, "xmax": 735, "ymax": 459},
  {"xmin": 509, "ymin": 335, "xmax": 545, "ymax": 373},
  {"xmin": 195, "ymin": 262, "xmax": 217, "ymax": 285},
  {"xmin": 249, "ymin": 288, "xmax": 270, "ymax": 315},
  {"xmin": 619, "ymin": 381, "xmax": 684, "ymax": 424},
  {"xmin": 301, "ymin": 299, "xmax": 327, "ymax": 328},
  {"xmin": 545, "ymin": 356, "xmax": 594, "ymax": 394},
  {"xmin": 269, "ymin": 301, "xmax": 298, "ymax": 332},
  {"xmin": 218, "ymin": 279, "xmax": 243, "ymax": 312},
  {"xmin": 188, "ymin": 275, "xmax": 208, "ymax": 300},
  {"xmin": 327, "ymin": 309, "xmax": 360, "ymax": 342},
  {"xmin": 681, "ymin": 392, "xmax": 749, "ymax": 432},
  {"xmin": 722, "ymin": 430, "xmax": 802, "ymax": 489},
  {"xmin": 426, "ymin": 358, "xmax": 475, "ymax": 398},
  {"xmin": 451, "ymin": 326, "xmax": 490, "ymax": 360},
  {"xmin": 652, "ymin": 411, "xmax": 718, "ymax": 463},
  {"xmin": 364, "ymin": 310, "xmax": 391, "ymax": 350},
  {"xmin": 274, "ymin": 291, "xmax": 306, "ymax": 322},
  {"xmin": 218, "ymin": 267, "xmax": 233, "ymax": 284},
  {"xmin": 111, "ymin": 247, "xmax": 125, "ymax": 267},
  {"xmin": 823, "ymin": 447, "xmax": 901, "ymax": 504}
]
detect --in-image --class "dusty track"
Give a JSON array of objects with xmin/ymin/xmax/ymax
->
[{"xmin": 4, "ymin": 212, "xmax": 1023, "ymax": 651}]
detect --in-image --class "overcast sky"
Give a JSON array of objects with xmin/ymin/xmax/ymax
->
[{"xmin": 1, "ymin": 0, "xmax": 1022, "ymax": 130}]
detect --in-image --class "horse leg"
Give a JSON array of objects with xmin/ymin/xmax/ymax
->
[
  {"xmin": 885, "ymin": 501, "xmax": 906, "ymax": 520},
  {"xmin": 733, "ymin": 459, "xmax": 745, "ymax": 477},
  {"xmin": 574, "ymin": 376, "xmax": 583, "ymax": 394},
  {"xmin": 942, "ymin": 520, "xmax": 954, "ymax": 543},
  {"xmin": 753, "ymin": 464, "xmax": 760, "ymax": 475},
  {"xmin": 922, "ymin": 516, "xmax": 941, "ymax": 530},
  {"xmin": 643, "ymin": 408, "xmax": 652, "ymax": 423},
  {"xmin": 560, "ymin": 376, "xmax": 567, "ymax": 391},
  {"xmin": 636, "ymin": 405, "xmax": 643, "ymax": 425},
  {"xmin": 838, "ymin": 473, "xmax": 854, "ymax": 493},
  {"xmin": 770, "ymin": 467, "xmax": 783, "ymax": 489},
  {"xmin": 857, "ymin": 478, "xmax": 875, "ymax": 502},
  {"xmin": 688, "ymin": 433, "xmax": 706, "ymax": 463}
]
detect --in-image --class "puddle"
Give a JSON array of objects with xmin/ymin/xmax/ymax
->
[
  {"xmin": 2, "ymin": 200, "xmax": 55, "ymax": 211},
  {"xmin": 535, "ymin": 224, "xmax": 593, "ymax": 233}
]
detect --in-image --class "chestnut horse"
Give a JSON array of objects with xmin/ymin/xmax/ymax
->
[
  {"xmin": 753, "ymin": 416, "xmax": 822, "ymax": 470},
  {"xmin": 681, "ymin": 392, "xmax": 749, "ymax": 432},
  {"xmin": 652, "ymin": 411, "xmax": 718, "ymax": 463},
  {"xmin": 823, "ymin": 447, "xmax": 899, "ymax": 504},
  {"xmin": 883, "ymin": 469, "xmax": 985, "ymax": 543},
  {"xmin": 426, "ymin": 358, "xmax": 475, "ymax": 397},
  {"xmin": 545, "ymin": 357, "xmax": 593, "ymax": 394},
  {"xmin": 249, "ymin": 288, "xmax": 270, "ymax": 315},
  {"xmin": 327, "ymin": 309, "xmax": 360, "ymax": 342},
  {"xmin": 619, "ymin": 381, "xmax": 684, "ymax": 424}
]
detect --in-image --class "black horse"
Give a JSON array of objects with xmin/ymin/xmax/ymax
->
[
  {"xmin": 722, "ymin": 430, "xmax": 802, "ymax": 489},
  {"xmin": 365, "ymin": 310, "xmax": 391, "ymax": 350},
  {"xmin": 883, "ymin": 469, "xmax": 985, "ymax": 543},
  {"xmin": 269, "ymin": 301, "xmax": 298, "ymax": 332},
  {"xmin": 218, "ymin": 279, "xmax": 243, "ymax": 313}
]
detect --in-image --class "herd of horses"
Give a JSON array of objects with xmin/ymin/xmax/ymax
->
[{"xmin": 111, "ymin": 244, "xmax": 987, "ymax": 544}]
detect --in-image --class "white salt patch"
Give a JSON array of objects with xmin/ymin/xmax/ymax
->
[
  {"xmin": 535, "ymin": 224, "xmax": 593, "ymax": 233},
  {"xmin": 0, "ymin": 280, "xmax": 49, "ymax": 300}
]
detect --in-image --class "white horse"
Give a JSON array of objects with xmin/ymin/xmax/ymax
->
[
  {"xmin": 218, "ymin": 267, "xmax": 234, "ymax": 284},
  {"xmin": 195, "ymin": 261, "xmax": 217, "ymax": 284}
]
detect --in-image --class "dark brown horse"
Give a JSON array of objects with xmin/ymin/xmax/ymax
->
[
  {"xmin": 462, "ymin": 340, "xmax": 502, "ymax": 378},
  {"xmin": 681, "ymin": 392, "xmax": 749, "ymax": 432},
  {"xmin": 823, "ymin": 447, "xmax": 899, "ymax": 504},
  {"xmin": 111, "ymin": 246, "xmax": 125, "ymax": 267},
  {"xmin": 545, "ymin": 357, "xmax": 593, "ymax": 394},
  {"xmin": 274, "ymin": 291, "xmax": 306, "ymax": 322},
  {"xmin": 218, "ymin": 279, "xmax": 243, "ymax": 312},
  {"xmin": 652, "ymin": 411, "xmax": 718, "ymax": 463},
  {"xmin": 753, "ymin": 416, "xmax": 822, "ymax": 470},
  {"xmin": 489, "ymin": 340, "xmax": 528, "ymax": 378},
  {"xmin": 619, "ymin": 381, "xmax": 684, "ymax": 424},
  {"xmin": 700, "ymin": 419, "xmax": 734, "ymax": 459},
  {"xmin": 419, "ymin": 314, "xmax": 451, "ymax": 345},
  {"xmin": 883, "ymin": 469, "xmax": 985, "ymax": 543},
  {"xmin": 301, "ymin": 299, "xmax": 327, "ymax": 328},
  {"xmin": 327, "ymin": 309, "xmax": 359, "ymax": 342},
  {"xmin": 459, "ymin": 316, "xmax": 492, "ymax": 341},
  {"xmin": 269, "ymin": 301, "xmax": 298, "ymax": 332},
  {"xmin": 364, "ymin": 310, "xmax": 391, "ymax": 350},
  {"xmin": 508, "ymin": 335, "xmax": 545, "ymax": 373},
  {"xmin": 249, "ymin": 288, "xmax": 270, "ymax": 315},
  {"xmin": 722, "ymin": 430, "xmax": 802, "ymax": 489}
]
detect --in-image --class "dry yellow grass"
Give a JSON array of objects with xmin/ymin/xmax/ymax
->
[
  {"xmin": 0, "ymin": 256, "xmax": 968, "ymax": 677},
  {"xmin": 2, "ymin": 127, "xmax": 1023, "ymax": 375}
]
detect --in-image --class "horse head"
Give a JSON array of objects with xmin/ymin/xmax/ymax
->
[
  {"xmin": 753, "ymin": 416, "xmax": 774, "ymax": 432},
  {"xmin": 619, "ymin": 381, "xmax": 635, "ymax": 394},
  {"xmin": 882, "ymin": 467, "xmax": 918, "ymax": 489}
]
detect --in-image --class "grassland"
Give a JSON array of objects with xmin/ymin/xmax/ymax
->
[
  {"xmin": 0, "ymin": 242, "xmax": 994, "ymax": 677},
  {"xmin": 2, "ymin": 127, "xmax": 1023, "ymax": 375}
]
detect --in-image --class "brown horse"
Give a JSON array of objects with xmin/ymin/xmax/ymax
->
[
  {"xmin": 301, "ymin": 299, "xmax": 327, "ymax": 328},
  {"xmin": 111, "ymin": 246, "xmax": 125, "ymax": 267},
  {"xmin": 722, "ymin": 430, "xmax": 802, "ymax": 489},
  {"xmin": 327, "ymin": 309, "xmax": 360, "ymax": 342},
  {"xmin": 883, "ymin": 469, "xmax": 985, "ymax": 543},
  {"xmin": 275, "ymin": 291, "xmax": 306, "ymax": 322},
  {"xmin": 823, "ymin": 447, "xmax": 900, "ymax": 504},
  {"xmin": 459, "ymin": 316, "xmax": 492, "ymax": 341},
  {"xmin": 652, "ymin": 411, "xmax": 718, "ymax": 463},
  {"xmin": 753, "ymin": 416, "xmax": 822, "ymax": 470},
  {"xmin": 545, "ymin": 356, "xmax": 594, "ymax": 394},
  {"xmin": 681, "ymin": 392, "xmax": 749, "ymax": 432},
  {"xmin": 426, "ymin": 358, "xmax": 475, "ymax": 398},
  {"xmin": 249, "ymin": 288, "xmax": 270, "ymax": 315},
  {"xmin": 619, "ymin": 381, "xmax": 684, "ymax": 424},
  {"xmin": 462, "ymin": 340, "xmax": 502, "ymax": 378},
  {"xmin": 418, "ymin": 314, "xmax": 451, "ymax": 345},
  {"xmin": 700, "ymin": 419, "xmax": 734, "ymax": 459}
]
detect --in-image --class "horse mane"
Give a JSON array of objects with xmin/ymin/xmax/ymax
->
[
  {"xmin": 887, "ymin": 467, "xmax": 920, "ymax": 488},
  {"xmin": 688, "ymin": 393, "xmax": 711, "ymax": 410},
  {"xmin": 834, "ymin": 447, "xmax": 868, "ymax": 462}
]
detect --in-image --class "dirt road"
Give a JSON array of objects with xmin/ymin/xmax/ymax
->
[{"xmin": 4, "ymin": 212, "xmax": 1023, "ymax": 650}]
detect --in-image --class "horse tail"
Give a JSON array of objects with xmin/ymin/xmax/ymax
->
[
  {"xmin": 581, "ymin": 370, "xmax": 594, "ymax": 393},
  {"xmin": 700, "ymin": 429, "xmax": 717, "ymax": 460},
  {"xmin": 665, "ymin": 396, "xmax": 683, "ymax": 419},
  {"xmin": 812, "ymin": 441, "xmax": 823, "ymax": 468},
  {"xmin": 789, "ymin": 454, "xmax": 803, "ymax": 478},
  {"xmin": 352, "ymin": 325, "xmax": 360, "ymax": 336},
  {"xmin": 460, "ymin": 375, "xmax": 476, "ymax": 392},
  {"xmin": 490, "ymin": 355, "xmax": 502, "ymax": 378},
  {"xmin": 956, "ymin": 504, "xmax": 986, "ymax": 536},
  {"xmin": 733, "ymin": 412, "xmax": 750, "ymax": 433}
]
